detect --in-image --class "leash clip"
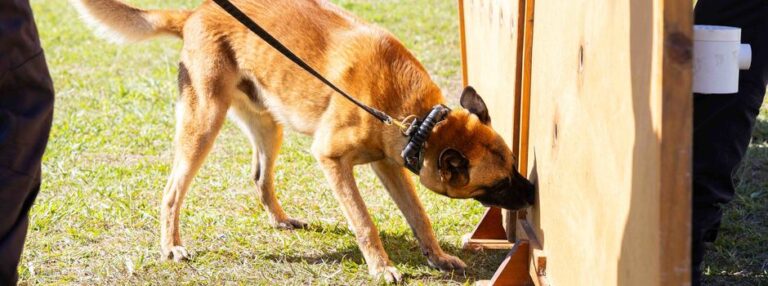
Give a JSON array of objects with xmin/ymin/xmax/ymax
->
[{"xmin": 399, "ymin": 115, "xmax": 419, "ymax": 136}]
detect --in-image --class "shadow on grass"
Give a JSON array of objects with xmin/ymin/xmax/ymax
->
[
  {"xmin": 257, "ymin": 222, "xmax": 507, "ymax": 283},
  {"xmin": 702, "ymin": 117, "xmax": 768, "ymax": 284},
  {"xmin": 749, "ymin": 115, "xmax": 768, "ymax": 144}
]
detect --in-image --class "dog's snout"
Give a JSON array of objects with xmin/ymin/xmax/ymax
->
[
  {"xmin": 516, "ymin": 175, "xmax": 536, "ymax": 205},
  {"xmin": 473, "ymin": 172, "xmax": 536, "ymax": 210}
]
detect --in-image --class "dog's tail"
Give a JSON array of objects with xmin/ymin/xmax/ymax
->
[{"xmin": 71, "ymin": 0, "xmax": 192, "ymax": 43}]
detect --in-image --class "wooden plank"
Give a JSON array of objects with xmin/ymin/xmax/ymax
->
[
  {"xmin": 458, "ymin": 0, "xmax": 468, "ymax": 87},
  {"xmin": 513, "ymin": 0, "xmax": 526, "ymax": 159},
  {"xmin": 520, "ymin": 0, "xmax": 691, "ymax": 284},
  {"xmin": 486, "ymin": 240, "xmax": 534, "ymax": 286},
  {"xmin": 504, "ymin": 0, "xmax": 536, "ymax": 249},
  {"xmin": 461, "ymin": 0, "xmax": 525, "ymax": 245},
  {"xmin": 514, "ymin": 211, "xmax": 547, "ymax": 286},
  {"xmin": 500, "ymin": 0, "xmax": 535, "ymax": 242},
  {"xmin": 462, "ymin": 207, "xmax": 515, "ymax": 250},
  {"xmin": 462, "ymin": 0, "xmax": 691, "ymax": 284},
  {"xmin": 518, "ymin": 0, "xmax": 534, "ymax": 178},
  {"xmin": 463, "ymin": 238, "xmax": 515, "ymax": 250},
  {"xmin": 659, "ymin": 0, "xmax": 693, "ymax": 284},
  {"xmin": 462, "ymin": 0, "xmax": 521, "ymax": 147}
]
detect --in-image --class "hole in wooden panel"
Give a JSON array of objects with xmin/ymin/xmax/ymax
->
[{"xmin": 553, "ymin": 123, "xmax": 558, "ymax": 147}]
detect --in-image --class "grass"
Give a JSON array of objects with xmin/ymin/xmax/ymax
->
[
  {"xmin": 21, "ymin": 0, "xmax": 768, "ymax": 285},
  {"xmin": 21, "ymin": 0, "xmax": 497, "ymax": 285},
  {"xmin": 702, "ymin": 107, "xmax": 768, "ymax": 285}
]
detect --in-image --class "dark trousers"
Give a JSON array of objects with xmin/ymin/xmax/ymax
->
[
  {"xmin": 693, "ymin": 1, "xmax": 768, "ymax": 285},
  {"xmin": 0, "ymin": 1, "xmax": 54, "ymax": 285}
]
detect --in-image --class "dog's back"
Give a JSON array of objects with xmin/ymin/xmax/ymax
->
[{"xmin": 72, "ymin": 0, "xmax": 442, "ymax": 136}]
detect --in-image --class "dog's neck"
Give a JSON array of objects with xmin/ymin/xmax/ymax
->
[
  {"xmin": 378, "ymin": 59, "xmax": 447, "ymax": 170},
  {"xmin": 358, "ymin": 35, "xmax": 446, "ymax": 121},
  {"xmin": 384, "ymin": 61, "xmax": 446, "ymax": 120},
  {"xmin": 354, "ymin": 34, "xmax": 448, "ymax": 169}
]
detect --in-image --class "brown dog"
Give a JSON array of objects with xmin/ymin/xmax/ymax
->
[{"xmin": 72, "ymin": 0, "xmax": 535, "ymax": 282}]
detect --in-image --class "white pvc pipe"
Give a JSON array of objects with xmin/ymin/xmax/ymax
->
[
  {"xmin": 739, "ymin": 44, "xmax": 752, "ymax": 70},
  {"xmin": 693, "ymin": 25, "xmax": 752, "ymax": 94}
]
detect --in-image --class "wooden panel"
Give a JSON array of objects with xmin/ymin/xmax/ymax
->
[
  {"xmin": 462, "ymin": 0, "xmax": 521, "ymax": 147},
  {"xmin": 521, "ymin": 0, "xmax": 692, "ymax": 285},
  {"xmin": 461, "ymin": 0, "xmax": 691, "ymax": 284},
  {"xmin": 462, "ymin": 0, "xmax": 526, "ymax": 243}
]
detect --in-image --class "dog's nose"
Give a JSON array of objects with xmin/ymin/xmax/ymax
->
[
  {"xmin": 519, "ymin": 177, "xmax": 536, "ymax": 205},
  {"xmin": 472, "ymin": 174, "xmax": 536, "ymax": 211},
  {"xmin": 511, "ymin": 169, "xmax": 536, "ymax": 205}
]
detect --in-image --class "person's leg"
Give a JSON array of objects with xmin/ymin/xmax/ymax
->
[
  {"xmin": 0, "ymin": 170, "xmax": 42, "ymax": 284},
  {"xmin": 0, "ymin": 52, "xmax": 54, "ymax": 284},
  {"xmin": 692, "ymin": 1, "xmax": 768, "ymax": 285},
  {"xmin": 0, "ymin": 1, "xmax": 54, "ymax": 283}
]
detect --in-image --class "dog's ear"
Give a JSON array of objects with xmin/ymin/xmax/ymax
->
[
  {"xmin": 460, "ymin": 86, "xmax": 490, "ymax": 124},
  {"xmin": 438, "ymin": 148, "xmax": 470, "ymax": 187}
]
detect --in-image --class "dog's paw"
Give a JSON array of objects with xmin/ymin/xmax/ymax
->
[
  {"xmin": 161, "ymin": 245, "xmax": 190, "ymax": 262},
  {"xmin": 272, "ymin": 218, "xmax": 308, "ymax": 230},
  {"xmin": 370, "ymin": 265, "xmax": 402, "ymax": 284},
  {"xmin": 427, "ymin": 252, "xmax": 466, "ymax": 273}
]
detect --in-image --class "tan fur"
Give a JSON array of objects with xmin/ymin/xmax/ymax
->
[
  {"xmin": 72, "ymin": 0, "xmax": 190, "ymax": 42},
  {"xmin": 73, "ymin": 0, "xmax": 525, "ymax": 282}
]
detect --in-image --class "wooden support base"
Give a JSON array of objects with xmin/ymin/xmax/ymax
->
[
  {"xmin": 476, "ymin": 240, "xmax": 534, "ymax": 286},
  {"xmin": 474, "ymin": 216, "xmax": 550, "ymax": 286},
  {"xmin": 467, "ymin": 210, "xmax": 550, "ymax": 285},
  {"xmin": 516, "ymin": 212, "xmax": 549, "ymax": 286},
  {"xmin": 462, "ymin": 207, "xmax": 514, "ymax": 250}
]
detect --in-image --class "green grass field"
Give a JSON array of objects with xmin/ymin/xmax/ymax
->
[
  {"xmin": 21, "ymin": 0, "xmax": 767, "ymax": 285},
  {"xmin": 23, "ymin": 0, "xmax": 494, "ymax": 284}
]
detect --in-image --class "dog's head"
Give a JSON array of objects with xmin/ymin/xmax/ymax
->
[{"xmin": 417, "ymin": 86, "xmax": 535, "ymax": 210}]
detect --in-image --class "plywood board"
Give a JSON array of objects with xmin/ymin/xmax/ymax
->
[
  {"xmin": 524, "ymin": 0, "xmax": 691, "ymax": 285},
  {"xmin": 462, "ymin": 0, "xmax": 521, "ymax": 148},
  {"xmin": 461, "ymin": 0, "xmax": 692, "ymax": 285}
]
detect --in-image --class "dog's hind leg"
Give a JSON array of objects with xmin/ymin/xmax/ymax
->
[
  {"xmin": 371, "ymin": 159, "xmax": 466, "ymax": 273},
  {"xmin": 228, "ymin": 98, "xmax": 307, "ymax": 230},
  {"xmin": 160, "ymin": 56, "xmax": 234, "ymax": 261}
]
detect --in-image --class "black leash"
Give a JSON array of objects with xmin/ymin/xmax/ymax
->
[
  {"xmin": 212, "ymin": 0, "xmax": 399, "ymax": 127},
  {"xmin": 212, "ymin": 0, "xmax": 450, "ymax": 174}
]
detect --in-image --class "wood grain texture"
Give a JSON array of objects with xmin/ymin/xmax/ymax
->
[
  {"xmin": 526, "ymin": 0, "xmax": 657, "ymax": 283},
  {"xmin": 461, "ymin": 0, "xmax": 527, "ymax": 243},
  {"xmin": 461, "ymin": 0, "xmax": 691, "ymax": 284},
  {"xmin": 489, "ymin": 240, "xmax": 534, "ymax": 286},
  {"xmin": 659, "ymin": 0, "xmax": 693, "ymax": 284},
  {"xmin": 461, "ymin": 0, "xmax": 521, "ymax": 147},
  {"xmin": 518, "ymin": 0, "xmax": 534, "ymax": 178},
  {"xmin": 459, "ymin": 0, "xmax": 468, "ymax": 87},
  {"xmin": 522, "ymin": 0, "xmax": 691, "ymax": 284}
]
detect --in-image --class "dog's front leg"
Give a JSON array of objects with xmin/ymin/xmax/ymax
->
[
  {"xmin": 371, "ymin": 159, "xmax": 467, "ymax": 273},
  {"xmin": 314, "ymin": 154, "xmax": 401, "ymax": 283}
]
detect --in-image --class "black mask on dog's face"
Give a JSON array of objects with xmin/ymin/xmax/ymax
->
[{"xmin": 473, "ymin": 168, "xmax": 535, "ymax": 210}]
